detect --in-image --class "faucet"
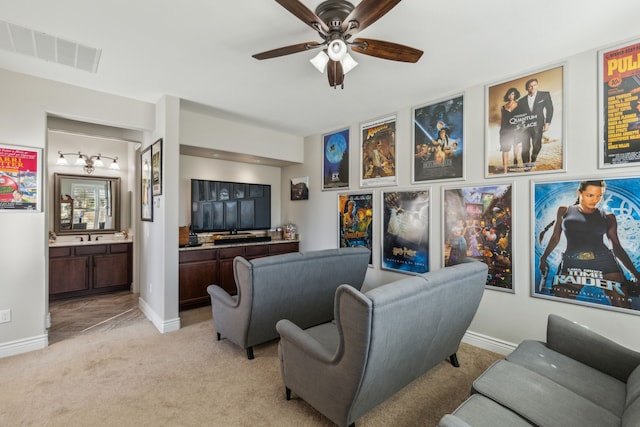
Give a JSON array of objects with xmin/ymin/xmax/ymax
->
[{"xmin": 87, "ymin": 234, "xmax": 92, "ymax": 242}]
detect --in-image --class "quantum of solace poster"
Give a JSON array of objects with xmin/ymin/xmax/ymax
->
[{"xmin": 534, "ymin": 177, "xmax": 640, "ymax": 313}]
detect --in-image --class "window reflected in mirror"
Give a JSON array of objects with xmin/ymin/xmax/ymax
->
[{"xmin": 54, "ymin": 173, "xmax": 120, "ymax": 234}]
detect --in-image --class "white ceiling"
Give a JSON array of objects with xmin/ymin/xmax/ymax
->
[{"xmin": 1, "ymin": 0, "xmax": 639, "ymax": 137}]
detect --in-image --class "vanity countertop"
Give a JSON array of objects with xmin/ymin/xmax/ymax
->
[{"xmin": 49, "ymin": 237, "xmax": 133, "ymax": 247}]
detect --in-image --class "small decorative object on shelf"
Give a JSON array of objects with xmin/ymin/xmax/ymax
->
[
  {"xmin": 283, "ymin": 224, "xmax": 297, "ymax": 240},
  {"xmin": 48, "ymin": 230, "xmax": 56, "ymax": 243}
]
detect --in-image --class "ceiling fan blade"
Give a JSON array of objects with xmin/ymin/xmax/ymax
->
[
  {"xmin": 252, "ymin": 41, "xmax": 322, "ymax": 60},
  {"xmin": 275, "ymin": 0, "xmax": 329, "ymax": 34},
  {"xmin": 327, "ymin": 60, "xmax": 344, "ymax": 88},
  {"xmin": 351, "ymin": 38, "xmax": 423, "ymax": 63},
  {"xmin": 340, "ymin": 0, "xmax": 402, "ymax": 35}
]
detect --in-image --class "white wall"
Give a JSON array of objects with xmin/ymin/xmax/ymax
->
[
  {"xmin": 180, "ymin": 106, "xmax": 303, "ymax": 164},
  {"xmin": 282, "ymin": 47, "xmax": 640, "ymax": 353}
]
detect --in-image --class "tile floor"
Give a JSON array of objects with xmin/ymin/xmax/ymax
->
[{"xmin": 48, "ymin": 291, "xmax": 144, "ymax": 344}]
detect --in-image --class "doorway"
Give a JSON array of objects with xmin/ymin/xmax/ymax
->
[{"xmin": 46, "ymin": 116, "xmax": 143, "ymax": 343}]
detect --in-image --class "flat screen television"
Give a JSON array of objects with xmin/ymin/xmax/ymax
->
[{"xmin": 190, "ymin": 179, "xmax": 271, "ymax": 233}]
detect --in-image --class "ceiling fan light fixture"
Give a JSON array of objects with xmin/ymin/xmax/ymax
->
[
  {"xmin": 341, "ymin": 53, "xmax": 358, "ymax": 74},
  {"xmin": 310, "ymin": 50, "xmax": 329, "ymax": 73},
  {"xmin": 327, "ymin": 38, "xmax": 347, "ymax": 61}
]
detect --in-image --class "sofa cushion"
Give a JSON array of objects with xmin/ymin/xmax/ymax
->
[
  {"xmin": 627, "ymin": 364, "xmax": 640, "ymax": 408},
  {"xmin": 506, "ymin": 339, "xmax": 627, "ymax": 416},
  {"xmin": 623, "ymin": 394, "xmax": 640, "ymax": 427},
  {"xmin": 445, "ymin": 394, "xmax": 534, "ymax": 427},
  {"xmin": 473, "ymin": 360, "xmax": 621, "ymax": 427}
]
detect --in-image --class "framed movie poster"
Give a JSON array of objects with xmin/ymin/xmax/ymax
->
[
  {"xmin": 0, "ymin": 144, "xmax": 41, "ymax": 211},
  {"xmin": 599, "ymin": 39, "xmax": 640, "ymax": 168},
  {"xmin": 443, "ymin": 183, "xmax": 513, "ymax": 291},
  {"xmin": 151, "ymin": 138, "xmax": 162, "ymax": 196},
  {"xmin": 140, "ymin": 145, "xmax": 153, "ymax": 222},
  {"xmin": 360, "ymin": 115, "xmax": 397, "ymax": 188},
  {"xmin": 338, "ymin": 192, "xmax": 373, "ymax": 265},
  {"xmin": 322, "ymin": 128, "xmax": 350, "ymax": 190},
  {"xmin": 485, "ymin": 65, "xmax": 565, "ymax": 177},
  {"xmin": 381, "ymin": 189, "xmax": 430, "ymax": 274},
  {"xmin": 412, "ymin": 94, "xmax": 464, "ymax": 182},
  {"xmin": 290, "ymin": 176, "xmax": 309, "ymax": 200},
  {"xmin": 533, "ymin": 176, "xmax": 640, "ymax": 314}
]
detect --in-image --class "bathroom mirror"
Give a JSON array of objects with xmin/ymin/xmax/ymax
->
[{"xmin": 53, "ymin": 173, "xmax": 121, "ymax": 234}]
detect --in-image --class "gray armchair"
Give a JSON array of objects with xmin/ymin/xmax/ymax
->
[
  {"xmin": 277, "ymin": 260, "xmax": 489, "ymax": 426},
  {"xmin": 207, "ymin": 247, "xmax": 370, "ymax": 359}
]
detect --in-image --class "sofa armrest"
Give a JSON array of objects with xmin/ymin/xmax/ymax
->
[
  {"xmin": 437, "ymin": 415, "xmax": 473, "ymax": 427},
  {"xmin": 206, "ymin": 284, "xmax": 239, "ymax": 308},
  {"xmin": 546, "ymin": 314, "xmax": 640, "ymax": 382},
  {"xmin": 276, "ymin": 319, "xmax": 336, "ymax": 363}
]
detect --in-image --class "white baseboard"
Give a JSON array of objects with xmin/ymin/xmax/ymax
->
[
  {"xmin": 138, "ymin": 297, "xmax": 180, "ymax": 334},
  {"xmin": 0, "ymin": 334, "xmax": 47, "ymax": 358},
  {"xmin": 463, "ymin": 330, "xmax": 517, "ymax": 356}
]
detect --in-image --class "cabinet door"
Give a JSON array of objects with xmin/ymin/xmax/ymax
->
[
  {"xmin": 179, "ymin": 260, "xmax": 219, "ymax": 308},
  {"xmin": 218, "ymin": 258, "xmax": 237, "ymax": 295},
  {"xmin": 50, "ymin": 256, "xmax": 89, "ymax": 294},
  {"xmin": 93, "ymin": 253, "xmax": 130, "ymax": 288}
]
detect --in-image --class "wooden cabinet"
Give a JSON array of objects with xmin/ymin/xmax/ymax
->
[
  {"xmin": 49, "ymin": 243, "xmax": 132, "ymax": 300},
  {"xmin": 179, "ymin": 241, "xmax": 299, "ymax": 310},
  {"xmin": 178, "ymin": 248, "xmax": 219, "ymax": 310}
]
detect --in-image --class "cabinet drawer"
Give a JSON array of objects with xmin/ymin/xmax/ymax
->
[
  {"xmin": 269, "ymin": 242, "xmax": 299, "ymax": 255},
  {"xmin": 109, "ymin": 243, "xmax": 131, "ymax": 253},
  {"xmin": 74, "ymin": 245, "xmax": 108, "ymax": 256},
  {"xmin": 179, "ymin": 249, "xmax": 217, "ymax": 263},
  {"xmin": 50, "ymin": 247, "xmax": 72, "ymax": 258},
  {"xmin": 219, "ymin": 247, "xmax": 244, "ymax": 259},
  {"xmin": 245, "ymin": 245, "xmax": 268, "ymax": 258}
]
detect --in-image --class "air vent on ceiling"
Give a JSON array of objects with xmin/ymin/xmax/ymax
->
[{"xmin": 0, "ymin": 20, "xmax": 101, "ymax": 73}]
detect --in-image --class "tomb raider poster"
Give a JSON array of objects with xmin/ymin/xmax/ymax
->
[{"xmin": 533, "ymin": 177, "xmax": 640, "ymax": 313}]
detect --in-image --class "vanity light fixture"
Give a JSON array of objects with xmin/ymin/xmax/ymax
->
[{"xmin": 56, "ymin": 151, "xmax": 119, "ymax": 174}]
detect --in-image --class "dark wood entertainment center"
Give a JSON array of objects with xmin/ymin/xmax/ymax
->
[{"xmin": 178, "ymin": 240, "xmax": 299, "ymax": 310}]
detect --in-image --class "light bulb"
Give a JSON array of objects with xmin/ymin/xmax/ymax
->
[{"xmin": 327, "ymin": 39, "xmax": 347, "ymax": 61}]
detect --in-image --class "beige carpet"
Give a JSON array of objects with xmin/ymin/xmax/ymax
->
[{"xmin": 0, "ymin": 307, "xmax": 502, "ymax": 426}]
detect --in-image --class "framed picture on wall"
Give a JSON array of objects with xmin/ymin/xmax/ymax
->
[
  {"xmin": 338, "ymin": 191, "xmax": 373, "ymax": 265},
  {"xmin": 0, "ymin": 144, "xmax": 41, "ymax": 211},
  {"xmin": 381, "ymin": 188, "xmax": 430, "ymax": 274},
  {"xmin": 290, "ymin": 176, "xmax": 309, "ymax": 200},
  {"xmin": 322, "ymin": 127, "xmax": 350, "ymax": 190},
  {"xmin": 412, "ymin": 94, "xmax": 464, "ymax": 182},
  {"xmin": 360, "ymin": 115, "xmax": 397, "ymax": 188},
  {"xmin": 443, "ymin": 183, "xmax": 514, "ymax": 292},
  {"xmin": 141, "ymin": 145, "xmax": 153, "ymax": 222},
  {"xmin": 532, "ymin": 176, "xmax": 640, "ymax": 314},
  {"xmin": 485, "ymin": 64, "xmax": 565, "ymax": 177},
  {"xmin": 598, "ymin": 39, "xmax": 640, "ymax": 168},
  {"xmin": 151, "ymin": 138, "xmax": 162, "ymax": 196}
]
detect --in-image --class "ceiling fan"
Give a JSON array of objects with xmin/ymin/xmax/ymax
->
[{"xmin": 252, "ymin": 0, "xmax": 423, "ymax": 89}]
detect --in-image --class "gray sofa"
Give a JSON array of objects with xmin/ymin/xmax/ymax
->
[
  {"xmin": 207, "ymin": 246, "xmax": 370, "ymax": 359},
  {"xmin": 276, "ymin": 259, "xmax": 489, "ymax": 427},
  {"xmin": 438, "ymin": 314, "xmax": 640, "ymax": 427}
]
